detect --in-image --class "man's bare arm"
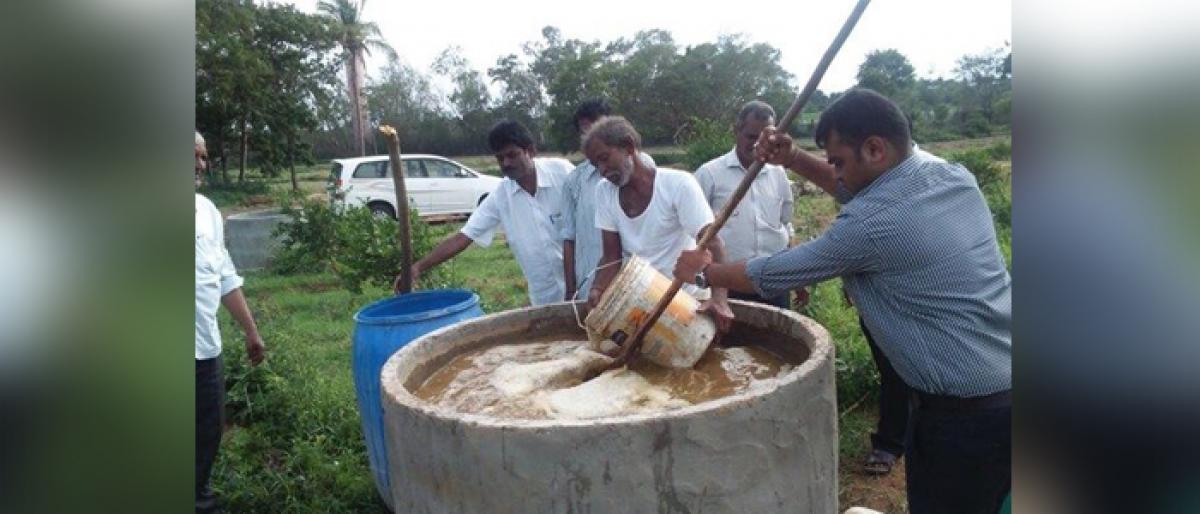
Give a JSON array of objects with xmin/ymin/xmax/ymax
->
[
  {"xmin": 221, "ymin": 288, "xmax": 265, "ymax": 365},
  {"xmin": 395, "ymin": 232, "xmax": 473, "ymax": 292},
  {"xmin": 588, "ymin": 231, "xmax": 623, "ymax": 308}
]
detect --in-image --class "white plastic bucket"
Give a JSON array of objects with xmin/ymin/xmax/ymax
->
[{"xmin": 584, "ymin": 255, "xmax": 717, "ymax": 368}]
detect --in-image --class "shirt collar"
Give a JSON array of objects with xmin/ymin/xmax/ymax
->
[
  {"xmin": 723, "ymin": 148, "xmax": 774, "ymax": 180},
  {"xmin": 506, "ymin": 160, "xmax": 556, "ymax": 197},
  {"xmin": 723, "ymin": 148, "xmax": 745, "ymax": 170},
  {"xmin": 583, "ymin": 159, "xmax": 601, "ymax": 178}
]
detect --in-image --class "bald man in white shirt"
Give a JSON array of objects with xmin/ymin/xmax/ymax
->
[
  {"xmin": 694, "ymin": 100, "xmax": 797, "ymax": 310},
  {"xmin": 195, "ymin": 131, "xmax": 265, "ymax": 513}
]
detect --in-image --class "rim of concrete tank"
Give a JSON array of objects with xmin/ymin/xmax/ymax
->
[
  {"xmin": 381, "ymin": 300, "xmax": 833, "ymax": 430},
  {"xmin": 355, "ymin": 289, "xmax": 480, "ymax": 325},
  {"xmin": 226, "ymin": 208, "xmax": 287, "ymax": 220}
]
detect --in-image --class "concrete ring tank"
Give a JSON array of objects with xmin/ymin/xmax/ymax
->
[
  {"xmin": 380, "ymin": 300, "xmax": 837, "ymax": 514},
  {"xmin": 224, "ymin": 208, "xmax": 289, "ymax": 271}
]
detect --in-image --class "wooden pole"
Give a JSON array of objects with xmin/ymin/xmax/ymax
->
[
  {"xmin": 380, "ymin": 125, "xmax": 414, "ymax": 294},
  {"xmin": 605, "ymin": 0, "xmax": 873, "ymax": 370}
]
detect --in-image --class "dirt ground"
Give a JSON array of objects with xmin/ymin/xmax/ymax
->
[
  {"xmin": 841, "ymin": 460, "xmax": 909, "ymax": 514},
  {"xmin": 839, "ymin": 408, "xmax": 910, "ymax": 514}
]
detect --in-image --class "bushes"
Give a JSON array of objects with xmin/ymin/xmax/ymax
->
[
  {"xmin": 948, "ymin": 148, "xmax": 1003, "ymax": 189},
  {"xmin": 272, "ymin": 197, "xmax": 340, "ymax": 274},
  {"xmin": 681, "ymin": 117, "xmax": 732, "ymax": 171},
  {"xmin": 271, "ymin": 196, "xmax": 456, "ymax": 293},
  {"xmin": 986, "ymin": 139, "xmax": 1011, "ymax": 160},
  {"xmin": 946, "ymin": 145, "xmax": 1011, "ymax": 268},
  {"xmin": 198, "ymin": 179, "xmax": 270, "ymax": 208}
]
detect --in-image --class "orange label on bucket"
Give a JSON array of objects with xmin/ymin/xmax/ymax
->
[
  {"xmin": 643, "ymin": 273, "xmax": 695, "ymax": 323},
  {"xmin": 583, "ymin": 254, "xmax": 716, "ymax": 368}
]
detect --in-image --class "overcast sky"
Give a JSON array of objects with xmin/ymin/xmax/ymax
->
[{"xmin": 280, "ymin": 0, "xmax": 1010, "ymax": 94}]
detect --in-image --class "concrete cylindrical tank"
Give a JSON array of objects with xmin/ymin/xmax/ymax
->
[
  {"xmin": 381, "ymin": 300, "xmax": 837, "ymax": 514},
  {"xmin": 224, "ymin": 209, "xmax": 289, "ymax": 271}
]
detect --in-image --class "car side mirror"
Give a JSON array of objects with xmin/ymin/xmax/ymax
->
[{"xmin": 456, "ymin": 169, "xmax": 472, "ymax": 178}]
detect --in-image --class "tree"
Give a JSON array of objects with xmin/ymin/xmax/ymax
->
[
  {"xmin": 433, "ymin": 47, "xmax": 494, "ymax": 153},
  {"xmin": 197, "ymin": 0, "xmax": 269, "ymax": 183},
  {"xmin": 318, "ymin": 0, "xmax": 395, "ymax": 157},
  {"xmin": 366, "ymin": 57, "xmax": 456, "ymax": 154},
  {"xmin": 252, "ymin": 4, "xmax": 340, "ymax": 190},
  {"xmin": 856, "ymin": 49, "xmax": 916, "ymax": 99},
  {"xmin": 954, "ymin": 47, "xmax": 1009, "ymax": 126},
  {"xmin": 198, "ymin": 0, "xmax": 340, "ymax": 185},
  {"xmin": 488, "ymin": 53, "xmax": 545, "ymax": 139}
]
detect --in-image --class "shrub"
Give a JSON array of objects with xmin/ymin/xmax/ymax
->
[
  {"xmin": 948, "ymin": 148, "xmax": 1002, "ymax": 189},
  {"xmin": 272, "ymin": 196, "xmax": 340, "ymax": 274},
  {"xmin": 681, "ymin": 117, "xmax": 733, "ymax": 171},
  {"xmin": 329, "ymin": 206, "xmax": 456, "ymax": 293},
  {"xmin": 198, "ymin": 179, "xmax": 270, "ymax": 208},
  {"xmin": 647, "ymin": 151, "xmax": 685, "ymax": 168},
  {"xmin": 271, "ymin": 195, "xmax": 456, "ymax": 293},
  {"xmin": 987, "ymin": 140, "xmax": 1012, "ymax": 161}
]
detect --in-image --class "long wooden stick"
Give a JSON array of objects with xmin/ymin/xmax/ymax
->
[
  {"xmin": 380, "ymin": 125, "xmax": 414, "ymax": 294},
  {"xmin": 606, "ymin": 0, "xmax": 872, "ymax": 370}
]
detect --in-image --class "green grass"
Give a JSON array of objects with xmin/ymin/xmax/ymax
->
[
  {"xmin": 203, "ymin": 164, "xmax": 330, "ymax": 210},
  {"xmin": 212, "ymin": 136, "xmax": 1011, "ymax": 512}
]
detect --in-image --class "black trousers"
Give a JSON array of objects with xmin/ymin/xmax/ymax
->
[
  {"xmin": 196, "ymin": 357, "xmax": 224, "ymax": 511},
  {"xmin": 728, "ymin": 290, "xmax": 790, "ymax": 310},
  {"xmin": 906, "ymin": 391, "xmax": 1012, "ymax": 514},
  {"xmin": 862, "ymin": 318, "xmax": 910, "ymax": 457}
]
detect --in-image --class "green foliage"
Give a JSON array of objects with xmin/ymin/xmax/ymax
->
[
  {"xmin": 196, "ymin": 0, "xmax": 341, "ymax": 182},
  {"xmin": 856, "ymin": 49, "xmax": 916, "ymax": 99},
  {"xmin": 329, "ymin": 205, "xmax": 456, "ymax": 293},
  {"xmin": 271, "ymin": 197, "xmax": 455, "ymax": 292},
  {"xmin": 987, "ymin": 139, "xmax": 1012, "ymax": 160},
  {"xmin": 272, "ymin": 196, "xmax": 342, "ymax": 274},
  {"xmin": 216, "ymin": 273, "xmax": 382, "ymax": 512},
  {"xmin": 197, "ymin": 179, "xmax": 270, "ymax": 208},
  {"xmin": 647, "ymin": 151, "xmax": 686, "ymax": 168},
  {"xmin": 948, "ymin": 148, "xmax": 1003, "ymax": 188},
  {"xmin": 680, "ymin": 118, "xmax": 733, "ymax": 171}
]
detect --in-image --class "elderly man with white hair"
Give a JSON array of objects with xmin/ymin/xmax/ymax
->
[
  {"xmin": 584, "ymin": 116, "xmax": 735, "ymax": 335},
  {"xmin": 194, "ymin": 131, "xmax": 266, "ymax": 513}
]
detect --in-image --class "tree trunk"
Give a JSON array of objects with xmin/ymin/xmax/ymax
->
[
  {"xmin": 238, "ymin": 114, "xmax": 249, "ymax": 183},
  {"xmin": 288, "ymin": 133, "xmax": 298, "ymax": 192},
  {"xmin": 219, "ymin": 133, "xmax": 230, "ymax": 184},
  {"xmin": 347, "ymin": 50, "xmax": 366, "ymax": 157}
]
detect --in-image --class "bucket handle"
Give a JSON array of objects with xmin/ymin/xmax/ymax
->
[{"xmin": 569, "ymin": 259, "xmax": 623, "ymax": 330}]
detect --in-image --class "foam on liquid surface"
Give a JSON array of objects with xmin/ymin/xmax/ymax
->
[{"xmin": 414, "ymin": 340, "xmax": 790, "ymax": 420}]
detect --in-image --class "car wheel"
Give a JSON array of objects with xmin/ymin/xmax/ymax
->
[{"xmin": 368, "ymin": 202, "xmax": 396, "ymax": 219}]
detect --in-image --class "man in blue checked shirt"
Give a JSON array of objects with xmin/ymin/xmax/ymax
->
[
  {"xmin": 560, "ymin": 99, "xmax": 613, "ymax": 301},
  {"xmin": 673, "ymin": 89, "xmax": 1011, "ymax": 514}
]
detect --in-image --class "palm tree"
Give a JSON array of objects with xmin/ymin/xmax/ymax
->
[{"xmin": 318, "ymin": 0, "xmax": 395, "ymax": 156}]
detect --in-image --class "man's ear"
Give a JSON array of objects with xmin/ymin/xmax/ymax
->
[
  {"xmin": 526, "ymin": 146, "xmax": 538, "ymax": 158},
  {"xmin": 861, "ymin": 136, "xmax": 889, "ymax": 164}
]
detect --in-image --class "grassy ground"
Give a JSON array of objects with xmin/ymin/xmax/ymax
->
[{"xmin": 211, "ymin": 137, "xmax": 1010, "ymax": 513}]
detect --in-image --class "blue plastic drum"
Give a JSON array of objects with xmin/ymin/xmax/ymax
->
[{"xmin": 352, "ymin": 289, "xmax": 482, "ymax": 508}]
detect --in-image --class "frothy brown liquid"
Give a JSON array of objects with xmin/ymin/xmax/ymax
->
[{"xmin": 413, "ymin": 340, "xmax": 790, "ymax": 420}]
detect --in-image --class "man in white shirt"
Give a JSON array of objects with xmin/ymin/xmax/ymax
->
[
  {"xmin": 195, "ymin": 131, "xmax": 265, "ymax": 513},
  {"xmin": 694, "ymin": 100, "xmax": 796, "ymax": 310},
  {"xmin": 584, "ymin": 116, "xmax": 734, "ymax": 335},
  {"xmin": 395, "ymin": 120, "xmax": 572, "ymax": 306}
]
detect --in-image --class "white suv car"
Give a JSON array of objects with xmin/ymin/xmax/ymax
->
[{"xmin": 328, "ymin": 154, "xmax": 502, "ymax": 218}]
